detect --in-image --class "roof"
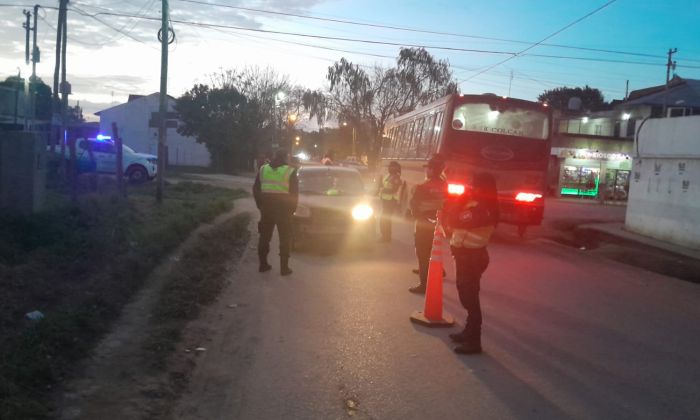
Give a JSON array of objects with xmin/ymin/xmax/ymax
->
[
  {"xmin": 95, "ymin": 92, "xmax": 177, "ymax": 115},
  {"xmin": 621, "ymin": 76, "xmax": 700, "ymax": 108}
]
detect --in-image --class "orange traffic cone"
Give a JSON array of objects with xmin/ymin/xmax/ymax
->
[{"xmin": 410, "ymin": 212, "xmax": 455, "ymax": 327}]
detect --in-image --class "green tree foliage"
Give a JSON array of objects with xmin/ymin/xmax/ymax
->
[
  {"xmin": 175, "ymin": 84, "xmax": 258, "ymax": 173},
  {"xmin": 537, "ymin": 85, "xmax": 609, "ymax": 112},
  {"xmin": 323, "ymin": 47, "xmax": 457, "ymax": 167}
]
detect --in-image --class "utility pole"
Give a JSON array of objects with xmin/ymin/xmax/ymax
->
[
  {"xmin": 31, "ymin": 5, "xmax": 40, "ymax": 80},
  {"xmin": 156, "ymin": 0, "xmax": 170, "ymax": 203},
  {"xmin": 662, "ymin": 47, "xmax": 677, "ymax": 118},
  {"xmin": 23, "ymin": 9, "xmax": 31, "ymax": 65},
  {"xmin": 624, "ymin": 80, "xmax": 629, "ymax": 100},
  {"xmin": 51, "ymin": 0, "xmax": 65, "ymax": 154},
  {"xmin": 508, "ymin": 70, "xmax": 514, "ymax": 97}
]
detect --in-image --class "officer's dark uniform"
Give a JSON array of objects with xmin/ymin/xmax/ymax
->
[
  {"xmin": 444, "ymin": 173, "xmax": 499, "ymax": 354},
  {"xmin": 253, "ymin": 152, "xmax": 298, "ymax": 276},
  {"xmin": 408, "ymin": 157, "xmax": 446, "ymax": 294}
]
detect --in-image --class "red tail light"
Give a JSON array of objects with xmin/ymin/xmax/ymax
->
[
  {"xmin": 515, "ymin": 192, "xmax": 543, "ymax": 202},
  {"xmin": 447, "ymin": 183, "xmax": 466, "ymax": 196}
]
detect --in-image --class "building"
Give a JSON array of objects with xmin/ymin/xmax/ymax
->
[
  {"xmin": 626, "ymin": 115, "xmax": 700, "ymax": 249},
  {"xmin": 549, "ymin": 76, "xmax": 700, "ymax": 201},
  {"xmin": 551, "ymin": 110, "xmax": 633, "ymax": 201},
  {"xmin": 96, "ymin": 93, "xmax": 210, "ymax": 167}
]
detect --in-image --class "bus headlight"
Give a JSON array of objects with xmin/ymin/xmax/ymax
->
[{"xmin": 352, "ymin": 204, "xmax": 373, "ymax": 221}]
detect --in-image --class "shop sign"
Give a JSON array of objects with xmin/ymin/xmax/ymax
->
[{"xmin": 555, "ymin": 148, "xmax": 630, "ymax": 161}]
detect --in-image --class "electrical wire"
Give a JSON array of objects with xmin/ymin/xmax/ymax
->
[
  {"xmin": 173, "ymin": 0, "xmax": 671, "ymax": 61},
  {"xmin": 462, "ymin": 0, "xmax": 619, "ymax": 82}
]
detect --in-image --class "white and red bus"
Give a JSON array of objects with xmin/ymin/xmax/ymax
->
[{"xmin": 382, "ymin": 93, "xmax": 552, "ymax": 236}]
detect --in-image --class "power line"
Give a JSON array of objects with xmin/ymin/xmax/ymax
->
[
  {"xmin": 463, "ymin": 0, "xmax": 619, "ymax": 82},
  {"xmin": 173, "ymin": 0, "xmax": 669, "ymax": 61},
  {"xmin": 21, "ymin": 4, "xmax": 700, "ymax": 71},
  {"xmin": 66, "ymin": 8, "xmax": 518, "ymax": 56}
]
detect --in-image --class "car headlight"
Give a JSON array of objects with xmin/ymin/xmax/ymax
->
[
  {"xmin": 295, "ymin": 204, "xmax": 311, "ymax": 218},
  {"xmin": 352, "ymin": 204, "xmax": 373, "ymax": 221}
]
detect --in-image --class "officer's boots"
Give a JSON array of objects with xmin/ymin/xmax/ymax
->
[
  {"xmin": 259, "ymin": 254, "xmax": 272, "ymax": 272},
  {"xmin": 451, "ymin": 325, "xmax": 482, "ymax": 355},
  {"xmin": 280, "ymin": 257, "xmax": 292, "ymax": 276}
]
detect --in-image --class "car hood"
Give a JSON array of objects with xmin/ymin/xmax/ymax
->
[{"xmin": 298, "ymin": 194, "xmax": 373, "ymax": 211}]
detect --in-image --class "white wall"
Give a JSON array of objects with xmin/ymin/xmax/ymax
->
[
  {"xmin": 626, "ymin": 116, "xmax": 700, "ymax": 249},
  {"xmin": 98, "ymin": 94, "xmax": 210, "ymax": 167}
]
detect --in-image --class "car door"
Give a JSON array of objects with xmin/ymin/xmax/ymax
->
[{"xmin": 92, "ymin": 141, "xmax": 117, "ymax": 173}]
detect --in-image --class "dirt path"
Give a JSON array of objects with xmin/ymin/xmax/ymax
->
[{"xmin": 57, "ymin": 198, "xmax": 257, "ymax": 420}]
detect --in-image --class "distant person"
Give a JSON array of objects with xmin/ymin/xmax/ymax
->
[
  {"xmin": 377, "ymin": 161, "xmax": 403, "ymax": 242},
  {"xmin": 408, "ymin": 155, "xmax": 446, "ymax": 294},
  {"xmin": 444, "ymin": 173, "xmax": 499, "ymax": 354},
  {"xmin": 321, "ymin": 151, "xmax": 335, "ymax": 166},
  {"xmin": 253, "ymin": 149, "xmax": 298, "ymax": 276}
]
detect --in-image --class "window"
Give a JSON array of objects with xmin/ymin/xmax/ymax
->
[
  {"xmin": 452, "ymin": 104, "xmax": 549, "ymax": 140},
  {"xmin": 408, "ymin": 117, "xmax": 426, "ymax": 158},
  {"xmin": 428, "ymin": 110, "xmax": 444, "ymax": 155},
  {"xmin": 417, "ymin": 113, "xmax": 437, "ymax": 158},
  {"xmin": 91, "ymin": 141, "xmax": 116, "ymax": 154}
]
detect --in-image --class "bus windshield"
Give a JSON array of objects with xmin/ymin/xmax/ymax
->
[{"xmin": 451, "ymin": 103, "xmax": 549, "ymax": 140}]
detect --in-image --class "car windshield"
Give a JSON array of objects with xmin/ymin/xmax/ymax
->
[{"xmin": 299, "ymin": 170, "xmax": 364, "ymax": 196}]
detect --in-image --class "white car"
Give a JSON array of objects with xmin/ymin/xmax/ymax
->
[
  {"xmin": 51, "ymin": 136, "xmax": 158, "ymax": 183},
  {"xmin": 292, "ymin": 166, "xmax": 376, "ymax": 250}
]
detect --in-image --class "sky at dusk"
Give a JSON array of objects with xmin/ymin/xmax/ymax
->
[{"xmin": 1, "ymin": 0, "xmax": 699, "ymax": 122}]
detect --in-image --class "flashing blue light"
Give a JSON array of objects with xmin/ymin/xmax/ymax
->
[{"xmin": 96, "ymin": 134, "xmax": 112, "ymax": 141}]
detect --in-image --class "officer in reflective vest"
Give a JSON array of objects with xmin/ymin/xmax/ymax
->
[
  {"xmin": 443, "ymin": 172, "xmax": 499, "ymax": 355},
  {"xmin": 408, "ymin": 155, "xmax": 447, "ymax": 294},
  {"xmin": 377, "ymin": 161, "xmax": 403, "ymax": 242},
  {"xmin": 253, "ymin": 149, "xmax": 299, "ymax": 275}
]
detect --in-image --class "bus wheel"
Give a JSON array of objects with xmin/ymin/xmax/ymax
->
[{"xmin": 517, "ymin": 225, "xmax": 527, "ymax": 238}]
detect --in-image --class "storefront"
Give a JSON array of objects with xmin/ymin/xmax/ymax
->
[{"xmin": 552, "ymin": 148, "xmax": 632, "ymax": 200}]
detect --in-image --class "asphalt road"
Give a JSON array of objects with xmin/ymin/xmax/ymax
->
[{"xmin": 173, "ymin": 176, "xmax": 699, "ymax": 420}]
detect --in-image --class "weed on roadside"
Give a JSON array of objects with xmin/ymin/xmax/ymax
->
[{"xmin": 0, "ymin": 182, "xmax": 245, "ymax": 419}]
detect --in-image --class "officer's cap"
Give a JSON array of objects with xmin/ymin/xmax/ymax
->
[{"xmin": 424, "ymin": 155, "xmax": 445, "ymax": 170}]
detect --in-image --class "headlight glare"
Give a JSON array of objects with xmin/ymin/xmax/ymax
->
[{"xmin": 352, "ymin": 204, "xmax": 373, "ymax": 221}]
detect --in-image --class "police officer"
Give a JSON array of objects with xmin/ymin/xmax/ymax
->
[
  {"xmin": 408, "ymin": 155, "xmax": 446, "ymax": 294},
  {"xmin": 377, "ymin": 161, "xmax": 403, "ymax": 242},
  {"xmin": 444, "ymin": 172, "xmax": 499, "ymax": 354},
  {"xmin": 253, "ymin": 149, "xmax": 299, "ymax": 276}
]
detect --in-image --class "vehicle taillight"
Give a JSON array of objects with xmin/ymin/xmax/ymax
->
[
  {"xmin": 448, "ymin": 183, "xmax": 466, "ymax": 196},
  {"xmin": 515, "ymin": 192, "xmax": 543, "ymax": 202}
]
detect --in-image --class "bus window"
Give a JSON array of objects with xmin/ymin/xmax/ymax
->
[
  {"xmin": 410, "ymin": 117, "xmax": 426, "ymax": 158},
  {"xmin": 428, "ymin": 110, "xmax": 444, "ymax": 155},
  {"xmin": 452, "ymin": 104, "xmax": 549, "ymax": 140},
  {"xmin": 396, "ymin": 123, "xmax": 408, "ymax": 157},
  {"xmin": 400, "ymin": 120, "xmax": 416, "ymax": 158},
  {"xmin": 417, "ymin": 113, "xmax": 436, "ymax": 158}
]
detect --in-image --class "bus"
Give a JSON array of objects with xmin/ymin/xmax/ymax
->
[{"xmin": 382, "ymin": 93, "xmax": 552, "ymax": 236}]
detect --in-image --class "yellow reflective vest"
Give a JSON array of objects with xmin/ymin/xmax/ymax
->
[
  {"xmin": 260, "ymin": 164, "xmax": 294, "ymax": 194},
  {"xmin": 380, "ymin": 174, "xmax": 401, "ymax": 201}
]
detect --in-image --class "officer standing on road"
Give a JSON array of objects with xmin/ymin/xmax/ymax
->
[
  {"xmin": 253, "ymin": 149, "xmax": 298, "ymax": 276},
  {"xmin": 408, "ymin": 155, "xmax": 446, "ymax": 294},
  {"xmin": 444, "ymin": 172, "xmax": 499, "ymax": 354},
  {"xmin": 377, "ymin": 161, "xmax": 403, "ymax": 242}
]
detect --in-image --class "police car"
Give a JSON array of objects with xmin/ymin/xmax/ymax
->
[{"xmin": 50, "ymin": 135, "xmax": 158, "ymax": 183}]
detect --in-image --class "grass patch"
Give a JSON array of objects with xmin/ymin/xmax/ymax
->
[
  {"xmin": 0, "ymin": 182, "xmax": 246, "ymax": 419},
  {"xmin": 143, "ymin": 213, "xmax": 251, "ymax": 369}
]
